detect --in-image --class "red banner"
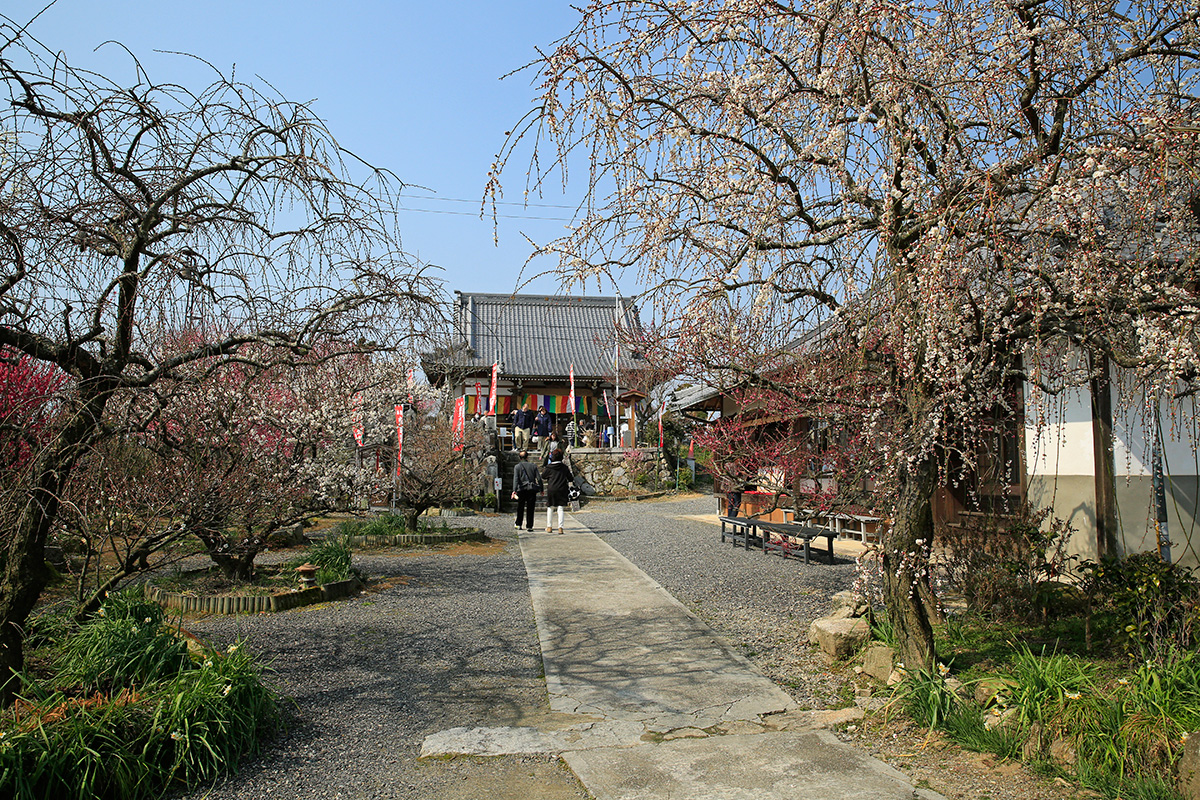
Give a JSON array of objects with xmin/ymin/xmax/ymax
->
[
  {"xmin": 395, "ymin": 405, "xmax": 404, "ymax": 476},
  {"xmin": 659, "ymin": 399, "xmax": 666, "ymax": 449},
  {"xmin": 451, "ymin": 396, "xmax": 466, "ymax": 452},
  {"xmin": 568, "ymin": 364, "xmax": 575, "ymax": 415},
  {"xmin": 488, "ymin": 362, "xmax": 498, "ymax": 415}
]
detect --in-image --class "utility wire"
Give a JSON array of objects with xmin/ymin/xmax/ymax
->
[
  {"xmin": 396, "ymin": 206, "xmax": 574, "ymax": 222},
  {"xmin": 403, "ymin": 194, "xmax": 580, "ymax": 210}
]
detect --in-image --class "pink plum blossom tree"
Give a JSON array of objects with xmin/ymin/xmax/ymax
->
[{"xmin": 0, "ymin": 24, "xmax": 442, "ymax": 703}]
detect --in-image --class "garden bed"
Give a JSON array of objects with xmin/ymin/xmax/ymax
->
[{"xmin": 144, "ymin": 577, "xmax": 363, "ymax": 614}]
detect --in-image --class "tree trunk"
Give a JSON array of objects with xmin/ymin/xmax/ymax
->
[
  {"xmin": 1089, "ymin": 352, "xmax": 1118, "ymax": 560},
  {"xmin": 0, "ymin": 395, "xmax": 106, "ymax": 704},
  {"xmin": 882, "ymin": 456, "xmax": 938, "ymax": 673}
]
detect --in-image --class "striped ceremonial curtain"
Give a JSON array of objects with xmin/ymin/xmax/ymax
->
[
  {"xmin": 465, "ymin": 395, "xmax": 514, "ymax": 415},
  {"xmin": 531, "ymin": 395, "xmax": 593, "ymax": 415}
]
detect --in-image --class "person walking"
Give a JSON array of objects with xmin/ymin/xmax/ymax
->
[
  {"xmin": 540, "ymin": 429, "xmax": 567, "ymax": 464},
  {"xmin": 541, "ymin": 448, "xmax": 574, "ymax": 534},
  {"xmin": 511, "ymin": 450, "xmax": 541, "ymax": 532},
  {"xmin": 512, "ymin": 403, "xmax": 534, "ymax": 451}
]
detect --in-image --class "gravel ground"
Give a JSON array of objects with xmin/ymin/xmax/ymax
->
[
  {"xmin": 176, "ymin": 523, "xmax": 585, "ymax": 800},
  {"xmin": 176, "ymin": 494, "xmax": 1074, "ymax": 800},
  {"xmin": 577, "ymin": 494, "xmax": 858, "ymax": 708}
]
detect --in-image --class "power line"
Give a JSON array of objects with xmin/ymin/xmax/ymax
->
[
  {"xmin": 397, "ymin": 206, "xmax": 575, "ymax": 222},
  {"xmin": 402, "ymin": 193, "xmax": 580, "ymax": 210}
]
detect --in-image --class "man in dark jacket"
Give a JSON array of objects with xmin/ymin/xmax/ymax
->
[
  {"xmin": 512, "ymin": 404, "xmax": 533, "ymax": 451},
  {"xmin": 511, "ymin": 450, "xmax": 541, "ymax": 531},
  {"xmin": 534, "ymin": 406, "xmax": 554, "ymax": 441}
]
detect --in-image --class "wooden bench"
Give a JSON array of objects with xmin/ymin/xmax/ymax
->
[
  {"xmin": 719, "ymin": 515, "xmax": 761, "ymax": 550},
  {"xmin": 755, "ymin": 520, "xmax": 837, "ymax": 565}
]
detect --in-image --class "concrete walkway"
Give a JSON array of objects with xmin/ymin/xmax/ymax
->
[{"xmin": 421, "ymin": 515, "xmax": 943, "ymax": 800}]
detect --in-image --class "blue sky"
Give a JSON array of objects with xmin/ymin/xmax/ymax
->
[{"xmin": 8, "ymin": 0, "xmax": 622, "ymax": 297}]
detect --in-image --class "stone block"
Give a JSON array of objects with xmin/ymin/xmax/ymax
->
[
  {"xmin": 1179, "ymin": 732, "xmax": 1200, "ymax": 800},
  {"xmin": 1021, "ymin": 722, "xmax": 1045, "ymax": 761},
  {"xmin": 1049, "ymin": 737, "xmax": 1077, "ymax": 768},
  {"xmin": 861, "ymin": 643, "xmax": 895, "ymax": 683},
  {"xmin": 973, "ymin": 676, "xmax": 1012, "ymax": 707},
  {"xmin": 809, "ymin": 616, "xmax": 870, "ymax": 660},
  {"xmin": 828, "ymin": 591, "xmax": 868, "ymax": 619},
  {"xmin": 983, "ymin": 706, "xmax": 1019, "ymax": 731}
]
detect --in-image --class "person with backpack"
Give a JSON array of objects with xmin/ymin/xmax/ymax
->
[
  {"xmin": 541, "ymin": 448, "xmax": 574, "ymax": 534},
  {"xmin": 511, "ymin": 449, "xmax": 542, "ymax": 531}
]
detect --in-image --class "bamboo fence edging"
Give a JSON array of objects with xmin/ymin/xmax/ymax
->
[
  {"xmin": 340, "ymin": 527, "xmax": 486, "ymax": 548},
  {"xmin": 144, "ymin": 577, "xmax": 364, "ymax": 615}
]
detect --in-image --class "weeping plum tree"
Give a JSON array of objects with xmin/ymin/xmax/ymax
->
[
  {"xmin": 0, "ymin": 23, "xmax": 442, "ymax": 703},
  {"xmin": 493, "ymin": 0, "xmax": 1200, "ymax": 669}
]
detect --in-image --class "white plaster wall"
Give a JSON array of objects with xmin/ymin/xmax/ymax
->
[{"xmin": 1024, "ymin": 382, "xmax": 1095, "ymax": 478}]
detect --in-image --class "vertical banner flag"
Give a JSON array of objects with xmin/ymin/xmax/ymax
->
[
  {"xmin": 688, "ymin": 438, "xmax": 694, "ymax": 459},
  {"xmin": 488, "ymin": 362, "xmax": 499, "ymax": 415},
  {"xmin": 451, "ymin": 396, "xmax": 466, "ymax": 452},
  {"xmin": 568, "ymin": 364, "xmax": 575, "ymax": 414},
  {"xmin": 659, "ymin": 398, "xmax": 666, "ymax": 449},
  {"xmin": 474, "ymin": 381, "xmax": 482, "ymax": 413},
  {"xmin": 351, "ymin": 392, "xmax": 364, "ymax": 447},
  {"xmin": 602, "ymin": 389, "xmax": 614, "ymax": 419},
  {"xmin": 394, "ymin": 405, "xmax": 404, "ymax": 476}
]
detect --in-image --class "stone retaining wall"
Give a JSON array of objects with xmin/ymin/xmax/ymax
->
[{"xmin": 566, "ymin": 447, "xmax": 673, "ymax": 495}]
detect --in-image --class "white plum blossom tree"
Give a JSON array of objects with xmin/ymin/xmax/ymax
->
[{"xmin": 493, "ymin": 0, "xmax": 1200, "ymax": 669}]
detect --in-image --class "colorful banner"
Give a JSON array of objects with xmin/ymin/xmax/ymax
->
[
  {"xmin": 474, "ymin": 381, "xmax": 482, "ymax": 413},
  {"xmin": 465, "ymin": 394, "xmax": 513, "ymax": 416},
  {"xmin": 451, "ymin": 396, "xmax": 466, "ymax": 452},
  {"xmin": 602, "ymin": 390, "xmax": 614, "ymax": 419},
  {"xmin": 568, "ymin": 365, "xmax": 575, "ymax": 416},
  {"xmin": 395, "ymin": 405, "xmax": 404, "ymax": 476},
  {"xmin": 462, "ymin": 393, "xmax": 595, "ymax": 416},
  {"xmin": 488, "ymin": 362, "xmax": 498, "ymax": 415},
  {"xmin": 351, "ymin": 391, "xmax": 364, "ymax": 447},
  {"xmin": 532, "ymin": 394, "xmax": 591, "ymax": 414}
]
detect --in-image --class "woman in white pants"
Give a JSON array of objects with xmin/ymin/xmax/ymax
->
[{"xmin": 541, "ymin": 448, "xmax": 574, "ymax": 534}]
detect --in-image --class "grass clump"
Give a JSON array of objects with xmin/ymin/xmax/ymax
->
[
  {"xmin": 305, "ymin": 536, "xmax": 358, "ymax": 584},
  {"xmin": 0, "ymin": 589, "xmax": 280, "ymax": 800},
  {"xmin": 893, "ymin": 617, "xmax": 1199, "ymax": 800},
  {"xmin": 54, "ymin": 596, "xmax": 188, "ymax": 693}
]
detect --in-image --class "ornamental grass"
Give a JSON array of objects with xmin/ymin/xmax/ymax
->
[{"xmin": 0, "ymin": 589, "xmax": 280, "ymax": 800}]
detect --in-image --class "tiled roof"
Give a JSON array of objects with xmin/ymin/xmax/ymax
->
[{"xmin": 451, "ymin": 292, "xmax": 641, "ymax": 380}]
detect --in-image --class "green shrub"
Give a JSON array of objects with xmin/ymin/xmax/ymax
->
[
  {"xmin": 941, "ymin": 706, "xmax": 1025, "ymax": 760},
  {"xmin": 1081, "ymin": 553, "xmax": 1200, "ymax": 662},
  {"xmin": 2, "ymin": 587, "xmax": 281, "ymax": 800},
  {"xmin": 675, "ymin": 467, "xmax": 694, "ymax": 489},
  {"xmin": 1002, "ymin": 644, "xmax": 1094, "ymax": 726},
  {"xmin": 55, "ymin": 590, "xmax": 189, "ymax": 693}
]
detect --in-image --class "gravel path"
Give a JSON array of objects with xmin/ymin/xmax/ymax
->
[
  {"xmin": 578, "ymin": 495, "xmax": 858, "ymax": 708},
  {"xmin": 176, "ymin": 495, "xmax": 996, "ymax": 800}
]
